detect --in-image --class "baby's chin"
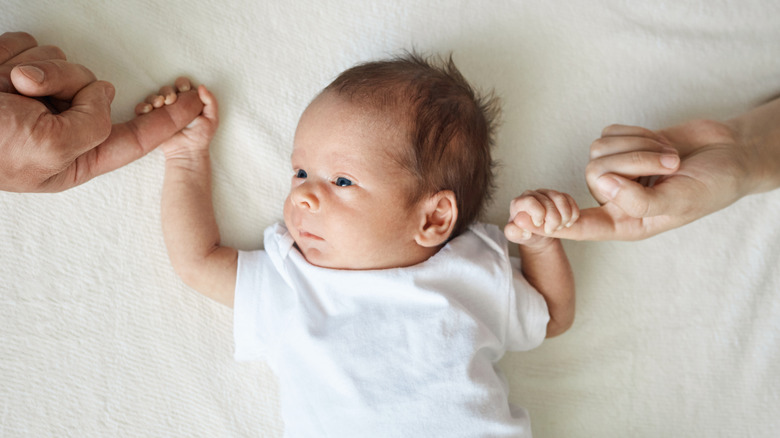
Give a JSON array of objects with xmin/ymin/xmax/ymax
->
[
  {"xmin": 294, "ymin": 243, "xmax": 385, "ymax": 271},
  {"xmin": 295, "ymin": 244, "xmax": 346, "ymax": 270},
  {"xmin": 296, "ymin": 242, "xmax": 434, "ymax": 271}
]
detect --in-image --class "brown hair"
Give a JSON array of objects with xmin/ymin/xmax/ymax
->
[{"xmin": 323, "ymin": 52, "xmax": 500, "ymax": 238}]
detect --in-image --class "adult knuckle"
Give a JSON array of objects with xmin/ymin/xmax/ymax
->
[
  {"xmin": 40, "ymin": 45, "xmax": 66, "ymax": 60},
  {"xmin": 0, "ymin": 32, "xmax": 36, "ymax": 62},
  {"xmin": 95, "ymin": 114, "xmax": 113, "ymax": 142},
  {"xmin": 585, "ymin": 160, "xmax": 602, "ymax": 181},
  {"xmin": 0, "ymin": 44, "xmax": 13, "ymax": 64},
  {"xmin": 589, "ymin": 138, "xmax": 608, "ymax": 158},
  {"xmin": 29, "ymin": 116, "xmax": 67, "ymax": 168},
  {"xmin": 11, "ymin": 32, "xmax": 36, "ymax": 44},
  {"xmin": 625, "ymin": 196, "xmax": 651, "ymax": 218},
  {"xmin": 600, "ymin": 124, "xmax": 621, "ymax": 137},
  {"xmin": 74, "ymin": 62, "xmax": 97, "ymax": 81}
]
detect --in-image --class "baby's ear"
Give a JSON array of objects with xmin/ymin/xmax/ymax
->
[{"xmin": 415, "ymin": 190, "xmax": 458, "ymax": 248}]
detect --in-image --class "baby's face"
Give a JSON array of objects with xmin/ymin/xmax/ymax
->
[{"xmin": 283, "ymin": 92, "xmax": 430, "ymax": 270}]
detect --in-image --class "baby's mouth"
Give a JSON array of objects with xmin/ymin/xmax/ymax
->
[{"xmin": 298, "ymin": 229, "xmax": 324, "ymax": 241}]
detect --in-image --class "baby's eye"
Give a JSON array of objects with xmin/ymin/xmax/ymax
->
[
  {"xmin": 295, "ymin": 169, "xmax": 307, "ymax": 179},
  {"xmin": 334, "ymin": 177, "xmax": 353, "ymax": 187}
]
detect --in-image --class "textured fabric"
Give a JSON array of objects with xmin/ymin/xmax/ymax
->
[
  {"xmin": 2, "ymin": 1, "xmax": 780, "ymax": 437},
  {"xmin": 234, "ymin": 223, "xmax": 548, "ymax": 437}
]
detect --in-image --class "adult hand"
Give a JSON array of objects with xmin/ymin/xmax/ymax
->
[
  {"xmin": 0, "ymin": 31, "xmax": 204, "ymax": 192},
  {"xmin": 549, "ymin": 95, "xmax": 780, "ymax": 241}
]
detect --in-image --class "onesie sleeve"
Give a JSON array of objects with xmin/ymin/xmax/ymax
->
[
  {"xmin": 505, "ymin": 256, "xmax": 550, "ymax": 351},
  {"xmin": 233, "ymin": 250, "xmax": 266, "ymax": 361},
  {"xmin": 233, "ymin": 249, "xmax": 288, "ymax": 363}
]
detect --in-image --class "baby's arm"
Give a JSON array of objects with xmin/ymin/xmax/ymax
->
[
  {"xmin": 141, "ymin": 79, "xmax": 237, "ymax": 307},
  {"xmin": 505, "ymin": 189, "xmax": 578, "ymax": 338}
]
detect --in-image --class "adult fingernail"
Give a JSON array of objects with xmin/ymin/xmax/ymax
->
[
  {"xmin": 661, "ymin": 154, "xmax": 679, "ymax": 169},
  {"xmin": 596, "ymin": 176, "xmax": 621, "ymax": 199},
  {"xmin": 18, "ymin": 65, "xmax": 45, "ymax": 84}
]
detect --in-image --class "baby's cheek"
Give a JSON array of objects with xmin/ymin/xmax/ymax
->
[{"xmin": 281, "ymin": 197, "xmax": 294, "ymax": 224}]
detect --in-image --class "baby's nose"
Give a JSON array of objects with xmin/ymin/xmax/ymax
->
[{"xmin": 291, "ymin": 182, "xmax": 320, "ymax": 211}]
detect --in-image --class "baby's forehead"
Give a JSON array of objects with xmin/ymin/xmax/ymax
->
[
  {"xmin": 301, "ymin": 90, "xmax": 412, "ymax": 137},
  {"xmin": 293, "ymin": 95, "xmax": 413, "ymax": 164},
  {"xmin": 318, "ymin": 87, "xmax": 413, "ymax": 119}
]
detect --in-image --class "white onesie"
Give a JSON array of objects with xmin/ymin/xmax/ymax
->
[{"xmin": 234, "ymin": 222, "xmax": 549, "ymax": 438}]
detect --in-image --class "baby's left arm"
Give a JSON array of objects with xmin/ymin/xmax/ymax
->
[
  {"xmin": 146, "ymin": 81, "xmax": 238, "ymax": 308},
  {"xmin": 505, "ymin": 189, "xmax": 578, "ymax": 338}
]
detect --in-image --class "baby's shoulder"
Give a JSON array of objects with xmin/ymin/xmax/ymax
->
[
  {"xmin": 455, "ymin": 222, "xmax": 509, "ymax": 256},
  {"xmin": 467, "ymin": 221, "xmax": 504, "ymax": 240}
]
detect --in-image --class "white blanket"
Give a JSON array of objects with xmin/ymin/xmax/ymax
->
[{"xmin": 2, "ymin": 1, "xmax": 779, "ymax": 436}]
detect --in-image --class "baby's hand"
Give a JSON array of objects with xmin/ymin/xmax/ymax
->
[
  {"xmin": 504, "ymin": 189, "xmax": 580, "ymax": 248},
  {"xmin": 135, "ymin": 77, "xmax": 218, "ymax": 160}
]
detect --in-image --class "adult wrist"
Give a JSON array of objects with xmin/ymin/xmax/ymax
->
[{"xmin": 730, "ymin": 96, "xmax": 780, "ymax": 196}]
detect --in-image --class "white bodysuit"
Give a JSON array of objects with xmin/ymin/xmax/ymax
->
[{"xmin": 234, "ymin": 222, "xmax": 549, "ymax": 437}]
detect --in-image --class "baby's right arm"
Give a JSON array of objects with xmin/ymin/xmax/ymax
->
[
  {"xmin": 143, "ymin": 79, "xmax": 237, "ymax": 307},
  {"xmin": 505, "ymin": 189, "xmax": 578, "ymax": 338}
]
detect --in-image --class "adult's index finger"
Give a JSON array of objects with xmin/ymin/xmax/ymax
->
[{"xmin": 0, "ymin": 32, "xmax": 37, "ymax": 64}]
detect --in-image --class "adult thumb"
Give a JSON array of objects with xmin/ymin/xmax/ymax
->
[
  {"xmin": 595, "ymin": 174, "xmax": 672, "ymax": 218},
  {"xmin": 48, "ymin": 80, "xmax": 115, "ymax": 161}
]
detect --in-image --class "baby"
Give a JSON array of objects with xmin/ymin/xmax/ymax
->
[{"xmin": 141, "ymin": 54, "xmax": 579, "ymax": 437}]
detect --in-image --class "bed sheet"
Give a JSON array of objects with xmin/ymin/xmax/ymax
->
[{"xmin": 1, "ymin": 1, "xmax": 779, "ymax": 436}]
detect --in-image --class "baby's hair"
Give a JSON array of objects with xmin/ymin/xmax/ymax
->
[{"xmin": 323, "ymin": 52, "xmax": 500, "ymax": 238}]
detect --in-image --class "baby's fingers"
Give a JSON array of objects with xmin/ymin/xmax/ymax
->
[
  {"xmin": 509, "ymin": 189, "xmax": 581, "ymax": 235},
  {"xmin": 539, "ymin": 189, "xmax": 580, "ymax": 230},
  {"xmin": 159, "ymin": 85, "xmax": 177, "ymax": 105},
  {"xmin": 134, "ymin": 78, "xmax": 199, "ymax": 116},
  {"xmin": 504, "ymin": 219, "xmax": 532, "ymax": 243},
  {"xmin": 514, "ymin": 190, "xmax": 566, "ymax": 234},
  {"xmin": 533, "ymin": 189, "xmax": 570, "ymax": 233},
  {"xmin": 509, "ymin": 191, "xmax": 548, "ymax": 230}
]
